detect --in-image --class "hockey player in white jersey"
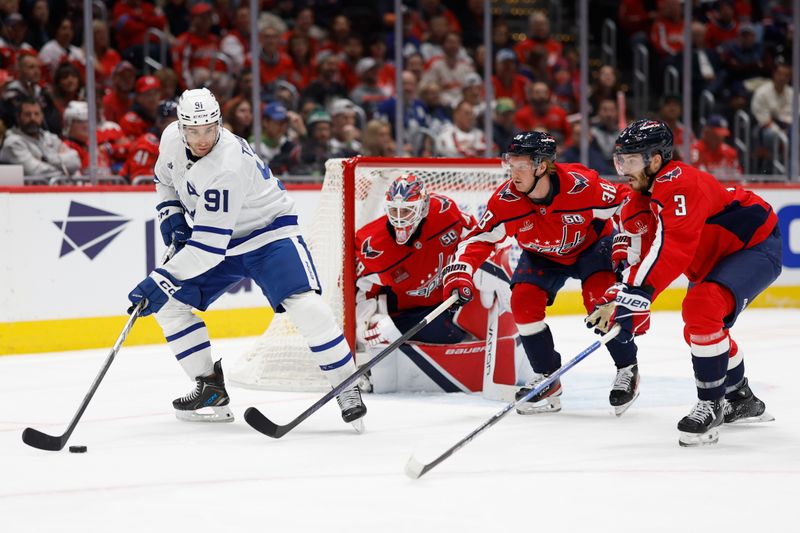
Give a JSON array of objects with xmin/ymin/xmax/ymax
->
[{"xmin": 127, "ymin": 88, "xmax": 367, "ymax": 429}]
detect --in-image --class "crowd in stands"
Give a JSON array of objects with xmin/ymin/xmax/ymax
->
[{"xmin": 0, "ymin": 0, "xmax": 793, "ymax": 183}]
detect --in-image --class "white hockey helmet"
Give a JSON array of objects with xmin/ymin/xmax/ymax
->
[
  {"xmin": 384, "ymin": 173, "xmax": 430, "ymax": 245},
  {"xmin": 176, "ymin": 88, "xmax": 222, "ymax": 147},
  {"xmin": 62, "ymin": 100, "xmax": 88, "ymax": 137}
]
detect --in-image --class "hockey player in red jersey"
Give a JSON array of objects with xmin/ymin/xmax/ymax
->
[
  {"xmin": 355, "ymin": 174, "xmax": 509, "ymax": 349},
  {"xmin": 586, "ymin": 119, "xmax": 780, "ymax": 446},
  {"xmin": 442, "ymin": 131, "xmax": 640, "ymax": 415}
]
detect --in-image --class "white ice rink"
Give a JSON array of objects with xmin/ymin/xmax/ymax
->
[{"xmin": 2, "ymin": 309, "xmax": 799, "ymax": 532}]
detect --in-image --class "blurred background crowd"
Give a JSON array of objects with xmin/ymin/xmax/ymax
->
[{"xmin": 0, "ymin": 0, "xmax": 794, "ymax": 184}]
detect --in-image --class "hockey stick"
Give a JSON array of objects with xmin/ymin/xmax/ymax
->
[
  {"xmin": 405, "ymin": 325, "xmax": 621, "ymax": 479},
  {"xmin": 244, "ymin": 294, "xmax": 460, "ymax": 438},
  {"xmin": 22, "ymin": 242, "xmax": 177, "ymax": 451}
]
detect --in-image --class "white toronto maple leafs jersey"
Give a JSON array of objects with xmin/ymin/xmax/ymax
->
[{"xmin": 153, "ymin": 122, "xmax": 299, "ymax": 281}]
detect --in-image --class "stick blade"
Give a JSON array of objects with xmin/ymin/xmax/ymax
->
[
  {"xmin": 22, "ymin": 427, "xmax": 65, "ymax": 451},
  {"xmin": 404, "ymin": 455, "xmax": 428, "ymax": 479},
  {"xmin": 244, "ymin": 407, "xmax": 284, "ymax": 438}
]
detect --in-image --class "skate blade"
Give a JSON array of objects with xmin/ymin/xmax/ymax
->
[
  {"xmin": 175, "ymin": 405, "xmax": 235, "ymax": 423},
  {"xmin": 725, "ymin": 411, "xmax": 775, "ymax": 425},
  {"xmin": 350, "ymin": 418, "xmax": 365, "ymax": 434},
  {"xmin": 612, "ymin": 391, "xmax": 640, "ymax": 417},
  {"xmin": 678, "ymin": 427, "xmax": 719, "ymax": 447},
  {"xmin": 516, "ymin": 397, "xmax": 561, "ymax": 415}
]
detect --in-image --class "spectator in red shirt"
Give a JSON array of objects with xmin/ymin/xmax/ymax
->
[
  {"xmin": 618, "ymin": 0, "xmax": 657, "ymax": 42},
  {"xmin": 705, "ymin": 0, "xmax": 739, "ymax": 49},
  {"xmin": 282, "ymin": 8, "xmax": 321, "ymax": 57},
  {"xmin": 91, "ymin": 20, "xmax": 121, "ymax": 90},
  {"xmin": 691, "ymin": 114, "xmax": 742, "ymax": 179},
  {"xmin": 340, "ymin": 35, "xmax": 363, "ymax": 91},
  {"xmin": 513, "ymin": 81, "xmax": 571, "ymax": 144},
  {"xmin": 111, "ymin": 0, "xmax": 168, "ymax": 55},
  {"xmin": 0, "ymin": 13, "xmax": 34, "ymax": 72},
  {"xmin": 322, "ymin": 15, "xmax": 351, "ymax": 55},
  {"xmin": 287, "ymin": 34, "xmax": 314, "ymax": 92},
  {"xmin": 514, "ymin": 11, "xmax": 563, "ymax": 68},
  {"xmin": 171, "ymin": 2, "xmax": 222, "ymax": 90},
  {"xmin": 255, "ymin": 24, "xmax": 293, "ymax": 87},
  {"xmin": 493, "ymin": 48, "xmax": 528, "ymax": 108},
  {"xmin": 409, "ymin": 0, "xmax": 461, "ymax": 41},
  {"xmin": 650, "ymin": 0, "xmax": 684, "ymax": 57},
  {"xmin": 61, "ymin": 100, "xmax": 112, "ymax": 174},
  {"xmin": 102, "ymin": 60, "xmax": 136, "ymax": 125},
  {"xmin": 220, "ymin": 4, "xmax": 250, "ymax": 71},
  {"xmin": 119, "ymin": 75, "xmax": 160, "ymax": 138}
]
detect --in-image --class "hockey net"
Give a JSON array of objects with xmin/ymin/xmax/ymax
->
[{"xmin": 229, "ymin": 156, "xmax": 508, "ymax": 391}]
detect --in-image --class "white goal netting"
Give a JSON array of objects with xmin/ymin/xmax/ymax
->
[{"xmin": 229, "ymin": 157, "xmax": 508, "ymax": 391}]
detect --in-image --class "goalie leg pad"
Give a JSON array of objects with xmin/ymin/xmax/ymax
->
[
  {"xmin": 282, "ymin": 291, "xmax": 357, "ymax": 387},
  {"xmin": 155, "ymin": 298, "xmax": 213, "ymax": 380}
]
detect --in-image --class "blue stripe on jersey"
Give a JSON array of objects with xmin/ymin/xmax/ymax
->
[
  {"xmin": 187, "ymin": 240, "xmax": 226, "ymax": 255},
  {"xmin": 192, "ymin": 225, "xmax": 234, "ymax": 235},
  {"xmin": 156, "ymin": 200, "xmax": 183, "ymax": 210},
  {"xmin": 319, "ymin": 352, "xmax": 352, "ymax": 371},
  {"xmin": 175, "ymin": 341, "xmax": 211, "ymax": 360},
  {"xmin": 165, "ymin": 322, "xmax": 206, "ymax": 342},
  {"xmin": 228, "ymin": 215, "xmax": 298, "ymax": 248},
  {"xmin": 153, "ymin": 174, "xmax": 161, "ymax": 184},
  {"xmin": 310, "ymin": 333, "xmax": 346, "ymax": 353}
]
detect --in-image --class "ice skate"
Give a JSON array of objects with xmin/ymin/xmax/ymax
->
[
  {"xmin": 677, "ymin": 399, "xmax": 724, "ymax": 447},
  {"xmin": 724, "ymin": 378, "xmax": 774, "ymax": 424},
  {"xmin": 609, "ymin": 364, "xmax": 640, "ymax": 417},
  {"xmin": 515, "ymin": 373, "xmax": 562, "ymax": 414},
  {"xmin": 173, "ymin": 359, "xmax": 234, "ymax": 423},
  {"xmin": 336, "ymin": 384, "xmax": 367, "ymax": 433}
]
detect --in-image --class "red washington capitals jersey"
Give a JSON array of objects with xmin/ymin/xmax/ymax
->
[
  {"xmin": 455, "ymin": 162, "xmax": 625, "ymax": 272},
  {"xmin": 623, "ymin": 161, "xmax": 778, "ymax": 296},
  {"xmin": 356, "ymin": 194, "xmax": 475, "ymax": 312}
]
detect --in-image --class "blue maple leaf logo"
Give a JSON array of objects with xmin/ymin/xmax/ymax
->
[{"xmin": 53, "ymin": 201, "xmax": 130, "ymax": 259}]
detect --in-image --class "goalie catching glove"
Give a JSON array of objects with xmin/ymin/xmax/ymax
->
[
  {"xmin": 441, "ymin": 262, "xmax": 475, "ymax": 308},
  {"xmin": 127, "ymin": 268, "xmax": 181, "ymax": 316},
  {"xmin": 585, "ymin": 283, "xmax": 652, "ymax": 343}
]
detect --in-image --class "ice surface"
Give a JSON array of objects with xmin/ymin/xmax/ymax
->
[{"xmin": 2, "ymin": 310, "xmax": 799, "ymax": 532}]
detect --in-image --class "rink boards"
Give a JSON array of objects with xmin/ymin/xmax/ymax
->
[{"xmin": 2, "ymin": 183, "xmax": 800, "ymax": 354}]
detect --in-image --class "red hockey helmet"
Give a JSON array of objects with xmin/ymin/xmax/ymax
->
[{"xmin": 384, "ymin": 173, "xmax": 430, "ymax": 245}]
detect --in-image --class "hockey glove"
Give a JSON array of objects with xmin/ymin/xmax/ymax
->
[
  {"xmin": 611, "ymin": 232, "xmax": 643, "ymax": 273},
  {"xmin": 158, "ymin": 203, "xmax": 191, "ymax": 251},
  {"xmin": 363, "ymin": 314, "xmax": 403, "ymax": 347},
  {"xmin": 127, "ymin": 268, "xmax": 181, "ymax": 316},
  {"xmin": 442, "ymin": 262, "xmax": 475, "ymax": 309},
  {"xmin": 585, "ymin": 283, "xmax": 652, "ymax": 343}
]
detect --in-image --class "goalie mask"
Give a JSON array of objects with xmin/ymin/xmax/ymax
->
[
  {"xmin": 177, "ymin": 88, "xmax": 222, "ymax": 156},
  {"xmin": 385, "ymin": 174, "xmax": 430, "ymax": 245}
]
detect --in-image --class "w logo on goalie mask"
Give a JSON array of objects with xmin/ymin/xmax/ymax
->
[{"xmin": 385, "ymin": 174, "xmax": 430, "ymax": 245}]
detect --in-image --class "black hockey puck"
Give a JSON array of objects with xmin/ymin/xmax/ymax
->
[{"xmin": 68, "ymin": 445, "xmax": 87, "ymax": 453}]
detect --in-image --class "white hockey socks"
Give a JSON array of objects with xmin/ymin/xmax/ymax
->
[
  {"xmin": 282, "ymin": 291, "xmax": 357, "ymax": 387},
  {"xmin": 155, "ymin": 300, "xmax": 214, "ymax": 380}
]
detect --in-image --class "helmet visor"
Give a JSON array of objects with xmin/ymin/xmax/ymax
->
[
  {"xmin": 182, "ymin": 123, "xmax": 219, "ymax": 144},
  {"xmin": 614, "ymin": 153, "xmax": 646, "ymax": 176},
  {"xmin": 502, "ymin": 153, "xmax": 536, "ymax": 172}
]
